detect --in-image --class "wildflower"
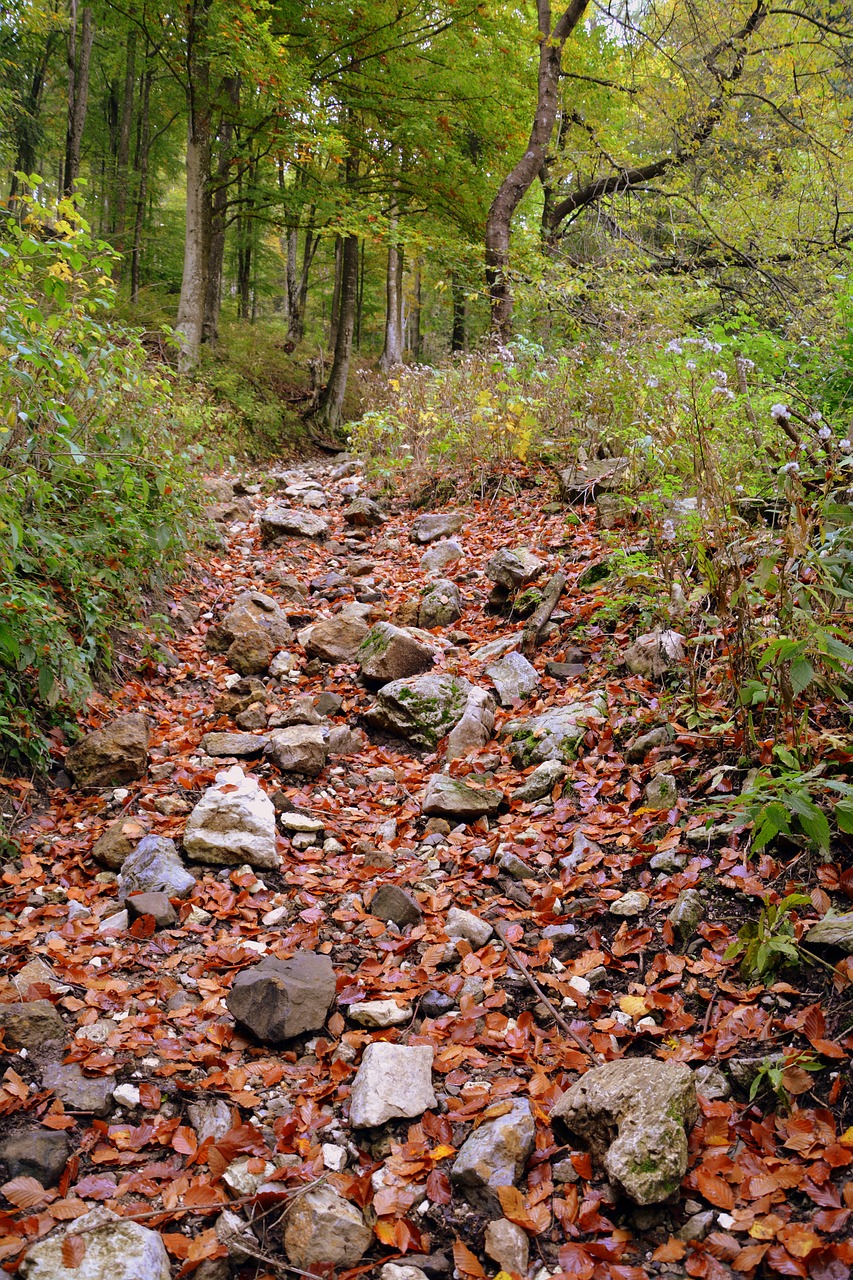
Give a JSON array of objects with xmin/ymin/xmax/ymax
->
[
  {"xmin": 666, "ymin": 340, "xmax": 683, "ymax": 354},
  {"xmin": 686, "ymin": 360, "xmax": 696, "ymax": 371},
  {"xmin": 808, "ymin": 410, "xmax": 823, "ymax": 424},
  {"xmin": 734, "ymin": 484, "xmax": 744, "ymax": 492},
  {"xmin": 712, "ymin": 386, "xmax": 735, "ymax": 399},
  {"xmin": 780, "ymin": 460, "xmax": 799, "ymax": 474},
  {"xmin": 818, "ymin": 425, "xmax": 832, "ymax": 440},
  {"xmin": 711, "ymin": 370, "xmax": 727, "ymax": 383},
  {"xmin": 841, "ymin": 439, "xmax": 852, "ymax": 451},
  {"xmin": 646, "ymin": 376, "xmax": 659, "ymax": 388},
  {"xmin": 770, "ymin": 403, "xmax": 789, "ymax": 420}
]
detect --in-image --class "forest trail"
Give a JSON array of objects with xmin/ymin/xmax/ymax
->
[{"xmin": 2, "ymin": 457, "xmax": 853, "ymax": 1280}]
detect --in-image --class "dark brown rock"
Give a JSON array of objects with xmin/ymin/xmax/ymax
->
[
  {"xmin": 369, "ymin": 884, "xmax": 423, "ymax": 928},
  {"xmin": 0, "ymin": 1001, "xmax": 65, "ymax": 1055},
  {"xmin": 0, "ymin": 1131, "xmax": 69, "ymax": 1185},
  {"xmin": 65, "ymin": 714, "xmax": 150, "ymax": 789},
  {"xmin": 125, "ymin": 892, "xmax": 178, "ymax": 928},
  {"xmin": 226, "ymin": 952, "xmax": 336, "ymax": 1044}
]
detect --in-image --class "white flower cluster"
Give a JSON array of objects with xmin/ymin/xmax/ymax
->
[
  {"xmin": 770, "ymin": 403, "xmax": 789, "ymax": 421},
  {"xmin": 780, "ymin": 460, "xmax": 799, "ymax": 474}
]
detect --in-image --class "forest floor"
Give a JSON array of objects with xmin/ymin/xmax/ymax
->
[{"xmin": 2, "ymin": 455, "xmax": 853, "ymax": 1280}]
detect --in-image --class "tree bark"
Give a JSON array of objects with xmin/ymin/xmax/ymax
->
[
  {"xmin": 410, "ymin": 255, "xmax": 422, "ymax": 359},
  {"xmin": 379, "ymin": 236, "xmax": 404, "ymax": 370},
  {"xmin": 9, "ymin": 34, "xmax": 56, "ymax": 207},
  {"xmin": 130, "ymin": 64, "xmax": 152, "ymax": 304},
  {"xmin": 484, "ymin": 0, "xmax": 589, "ymax": 341},
  {"xmin": 64, "ymin": 1, "xmax": 94, "ymax": 196},
  {"xmin": 451, "ymin": 272, "xmax": 466, "ymax": 353},
  {"xmin": 204, "ymin": 76, "xmax": 239, "ymax": 344},
  {"xmin": 328, "ymin": 234, "xmax": 343, "ymax": 353},
  {"xmin": 112, "ymin": 29, "xmax": 136, "ymax": 262},
  {"xmin": 312, "ymin": 233, "xmax": 358, "ymax": 431}
]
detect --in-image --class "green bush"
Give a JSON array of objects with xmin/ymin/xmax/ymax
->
[{"xmin": 0, "ymin": 181, "xmax": 203, "ymax": 768}]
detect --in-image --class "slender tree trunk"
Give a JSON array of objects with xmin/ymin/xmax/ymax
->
[
  {"xmin": 328, "ymin": 234, "xmax": 343, "ymax": 353},
  {"xmin": 204, "ymin": 75, "xmax": 239, "ymax": 343},
  {"xmin": 9, "ymin": 34, "xmax": 55, "ymax": 207},
  {"xmin": 287, "ymin": 221, "xmax": 317, "ymax": 344},
  {"xmin": 113, "ymin": 28, "xmax": 136, "ymax": 264},
  {"xmin": 175, "ymin": 36, "xmax": 212, "ymax": 371},
  {"xmin": 64, "ymin": 1, "xmax": 94, "ymax": 196},
  {"xmin": 410, "ymin": 255, "xmax": 422, "ymax": 359},
  {"xmin": 313, "ymin": 234, "xmax": 358, "ymax": 431},
  {"xmin": 484, "ymin": 0, "xmax": 589, "ymax": 340},
  {"xmin": 356, "ymin": 237, "xmax": 364, "ymax": 351},
  {"xmin": 451, "ymin": 272, "xmax": 466, "ymax": 353},
  {"xmin": 130, "ymin": 64, "xmax": 152, "ymax": 304},
  {"xmin": 379, "ymin": 234, "xmax": 404, "ymax": 371}
]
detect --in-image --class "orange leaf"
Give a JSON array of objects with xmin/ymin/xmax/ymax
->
[
  {"xmin": 652, "ymin": 1239, "xmax": 687, "ymax": 1263},
  {"xmin": 696, "ymin": 1167, "xmax": 735, "ymax": 1210},
  {"xmin": 172, "ymin": 1126, "xmax": 198, "ymax": 1156},
  {"xmin": 453, "ymin": 1239, "xmax": 487, "ymax": 1278},
  {"xmin": 61, "ymin": 1235, "xmax": 86, "ymax": 1268},
  {"xmin": 1, "ymin": 1176, "xmax": 55, "ymax": 1209}
]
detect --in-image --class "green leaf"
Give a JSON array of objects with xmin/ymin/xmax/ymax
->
[
  {"xmin": 789, "ymin": 658, "xmax": 815, "ymax": 695},
  {"xmin": 835, "ymin": 800, "xmax": 853, "ymax": 834}
]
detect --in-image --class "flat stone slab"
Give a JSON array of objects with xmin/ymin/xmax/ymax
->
[
  {"xmin": 349, "ymin": 1042, "xmax": 436, "ymax": 1127},
  {"xmin": 226, "ymin": 951, "xmax": 336, "ymax": 1043},
  {"xmin": 199, "ymin": 732, "xmax": 269, "ymax": 757},
  {"xmin": 805, "ymin": 913, "xmax": 853, "ymax": 951},
  {"xmin": 422, "ymin": 774, "xmax": 502, "ymax": 821},
  {"xmin": 259, "ymin": 506, "xmax": 329, "ymax": 542}
]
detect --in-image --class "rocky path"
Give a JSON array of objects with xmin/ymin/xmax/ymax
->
[{"xmin": 1, "ymin": 458, "xmax": 852, "ymax": 1280}]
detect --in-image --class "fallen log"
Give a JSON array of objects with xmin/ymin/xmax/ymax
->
[{"xmin": 521, "ymin": 570, "xmax": 566, "ymax": 658}]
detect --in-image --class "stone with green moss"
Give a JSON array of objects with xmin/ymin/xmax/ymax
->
[
  {"xmin": 503, "ymin": 693, "xmax": 607, "ymax": 766},
  {"xmin": 365, "ymin": 673, "xmax": 474, "ymax": 748},
  {"xmin": 358, "ymin": 622, "xmax": 436, "ymax": 684}
]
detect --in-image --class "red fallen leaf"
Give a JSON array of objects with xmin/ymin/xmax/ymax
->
[
  {"xmin": 425, "ymin": 1170, "xmax": 451, "ymax": 1205},
  {"xmin": 557, "ymin": 1242, "xmax": 595, "ymax": 1279},
  {"xmin": 733, "ymin": 1243, "xmax": 770, "ymax": 1271},
  {"xmin": 652, "ymin": 1239, "xmax": 687, "ymax": 1262},
  {"xmin": 453, "ymin": 1239, "xmax": 486, "ymax": 1277},
  {"xmin": 764, "ymin": 1244, "xmax": 809, "ymax": 1276},
  {"xmin": 172, "ymin": 1126, "xmax": 198, "ymax": 1156},
  {"xmin": 61, "ymin": 1235, "xmax": 86, "ymax": 1268},
  {"xmin": 1, "ymin": 1177, "xmax": 56, "ymax": 1209},
  {"xmin": 72, "ymin": 1175, "xmax": 117, "ymax": 1200},
  {"xmin": 696, "ymin": 1168, "xmax": 735, "ymax": 1210},
  {"xmin": 777, "ymin": 1224, "xmax": 821, "ymax": 1258}
]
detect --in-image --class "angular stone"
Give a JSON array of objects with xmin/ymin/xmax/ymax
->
[
  {"xmin": 486, "ymin": 547, "xmax": 545, "ymax": 590},
  {"xmin": 349, "ymin": 1042, "xmax": 436, "ymax": 1127},
  {"xmin": 445, "ymin": 687, "xmax": 496, "ymax": 761},
  {"xmin": 98, "ymin": 909, "xmax": 128, "ymax": 934},
  {"xmin": 279, "ymin": 811, "xmax": 324, "ymax": 834},
  {"xmin": 226, "ymin": 630, "xmax": 275, "ymax": 676},
  {"xmin": 266, "ymin": 725, "xmax": 328, "ymax": 777},
  {"xmin": 215, "ymin": 1209, "xmax": 258, "ymax": 1263},
  {"xmin": 409, "ymin": 512, "xmax": 464, "ymax": 544},
  {"xmin": 451, "ymin": 1099, "xmax": 535, "ymax": 1209},
  {"xmin": 626, "ymin": 724, "xmax": 675, "ymax": 763},
  {"xmin": 596, "ymin": 493, "xmax": 633, "ymax": 528},
  {"xmin": 344, "ymin": 496, "xmax": 386, "ymax": 527},
  {"xmin": 644, "ymin": 774, "xmax": 678, "ymax": 811},
  {"xmin": 13, "ymin": 958, "xmax": 67, "ymax": 998},
  {"xmin": 503, "ymin": 693, "xmax": 608, "ymax": 766},
  {"xmin": 624, "ymin": 629, "xmax": 685, "ymax": 678},
  {"xmin": 668, "ymin": 889, "xmax": 703, "ymax": 942},
  {"xmin": 512, "ymin": 759, "xmax": 567, "ymax": 802},
  {"xmin": 381, "ymin": 1267, "xmax": 430, "ymax": 1280},
  {"xmin": 327, "ymin": 725, "xmax": 364, "ymax": 756},
  {"xmin": 65, "ymin": 714, "xmax": 150, "ymax": 789},
  {"xmin": 199, "ymin": 732, "xmax": 269, "ymax": 758},
  {"xmin": 609, "ymin": 891, "xmax": 650, "ymax": 917},
  {"xmin": 366, "ymin": 673, "xmax": 473, "ymax": 749},
  {"xmin": 183, "ymin": 768, "xmax": 278, "ymax": 868},
  {"xmin": 0, "ymin": 1131, "xmax": 69, "ymax": 1185},
  {"xmin": 558, "ymin": 456, "xmax": 629, "ymax": 500},
  {"xmin": 226, "ymin": 951, "xmax": 336, "ymax": 1043},
  {"xmin": 545, "ymin": 660, "xmax": 586, "ymax": 680},
  {"xmin": 41, "ymin": 1062, "xmax": 115, "ymax": 1116},
  {"xmin": 420, "ymin": 540, "xmax": 463, "ymax": 577},
  {"xmin": 484, "ymin": 1218, "xmax": 529, "ymax": 1276},
  {"xmin": 117, "ymin": 834, "xmax": 196, "ymax": 898},
  {"xmin": 422, "ymin": 774, "xmax": 502, "ymax": 822},
  {"xmin": 347, "ymin": 1000, "xmax": 411, "ymax": 1027},
  {"xmin": 418, "ymin": 579, "xmax": 463, "ymax": 629},
  {"xmin": 550, "ymin": 1059, "xmax": 698, "ymax": 1204},
  {"xmin": 235, "ymin": 702, "xmax": 267, "ymax": 730},
  {"xmin": 304, "ymin": 616, "xmax": 370, "ymax": 664},
  {"xmin": 187, "ymin": 1098, "xmax": 234, "ymax": 1144},
  {"xmin": 315, "ymin": 691, "xmax": 344, "ymax": 716},
  {"xmin": 259, "ymin": 506, "xmax": 329, "ymax": 543},
  {"xmin": 445, "ymin": 907, "xmax": 493, "ymax": 948},
  {"xmin": 471, "ymin": 634, "xmax": 521, "ymax": 663},
  {"xmin": 486, "ymin": 651, "xmax": 539, "ymax": 706},
  {"xmin": 283, "ymin": 1185, "xmax": 372, "ymax": 1270},
  {"xmin": 370, "ymin": 884, "xmax": 423, "ymax": 928},
  {"xmin": 91, "ymin": 816, "xmax": 151, "ymax": 870},
  {"xmin": 206, "ymin": 591, "xmax": 292, "ymax": 656},
  {"xmin": 804, "ymin": 913, "xmax": 853, "ymax": 951},
  {"xmin": 358, "ymin": 622, "xmax": 436, "ymax": 684},
  {"xmin": 0, "ymin": 1001, "xmax": 65, "ymax": 1055},
  {"xmin": 125, "ymin": 891, "xmax": 177, "ymax": 928},
  {"xmin": 214, "ymin": 676, "xmax": 267, "ymax": 716},
  {"xmin": 18, "ymin": 1207, "xmax": 170, "ymax": 1280}
]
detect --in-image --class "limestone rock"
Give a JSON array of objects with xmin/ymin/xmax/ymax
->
[
  {"xmin": 188, "ymin": 1098, "xmax": 234, "ymax": 1144},
  {"xmin": 41, "ymin": 1062, "xmax": 115, "ymax": 1116},
  {"xmin": 486, "ymin": 651, "xmax": 539, "ymax": 705},
  {"xmin": 344, "ymin": 496, "xmax": 386, "ymax": 527},
  {"xmin": 370, "ymin": 883, "xmax": 423, "ymax": 928},
  {"xmin": 503, "ymin": 693, "xmax": 607, "ymax": 766},
  {"xmin": 365, "ymin": 673, "xmax": 473, "ymax": 748},
  {"xmin": 266, "ymin": 725, "xmax": 328, "ymax": 777},
  {"xmin": 451, "ymin": 1099, "xmax": 535, "ymax": 1209},
  {"xmin": 551, "ymin": 1058, "xmax": 698, "ymax": 1204},
  {"xmin": 668, "ymin": 889, "xmax": 703, "ymax": 941},
  {"xmin": 445, "ymin": 687, "xmax": 496, "ymax": 761},
  {"xmin": 65, "ymin": 714, "xmax": 149, "ymax": 789},
  {"xmin": 117, "ymin": 834, "xmax": 196, "ymax": 898},
  {"xmin": 18, "ymin": 1207, "xmax": 170, "ymax": 1280},
  {"xmin": 445, "ymin": 907, "xmax": 493, "ymax": 949},
  {"xmin": 805, "ymin": 912, "xmax": 853, "ymax": 951},
  {"xmin": 422, "ymin": 774, "xmax": 502, "ymax": 821},
  {"xmin": 409, "ymin": 512, "xmax": 464, "ymax": 544},
  {"xmin": 13, "ymin": 957, "xmax": 68, "ymax": 997},
  {"xmin": 283, "ymin": 1185, "xmax": 372, "ymax": 1270},
  {"xmin": 183, "ymin": 766, "xmax": 279, "ymax": 868},
  {"xmin": 125, "ymin": 891, "xmax": 177, "ymax": 928},
  {"xmin": 214, "ymin": 676, "xmax": 266, "ymax": 716},
  {"xmin": 226, "ymin": 630, "xmax": 275, "ymax": 676},
  {"xmin": 199, "ymin": 732, "xmax": 269, "ymax": 758},
  {"xmin": 226, "ymin": 951, "xmax": 336, "ymax": 1043},
  {"xmin": 486, "ymin": 547, "xmax": 545, "ymax": 590},
  {"xmin": 418, "ymin": 579, "xmax": 463, "ymax": 629},
  {"xmin": 626, "ymin": 724, "xmax": 675, "ymax": 762},
  {"xmin": 0, "ymin": 1130, "xmax": 69, "ymax": 1185},
  {"xmin": 381, "ymin": 1267, "xmax": 430, "ymax": 1280},
  {"xmin": 512, "ymin": 759, "xmax": 567, "ymax": 802},
  {"xmin": 215, "ymin": 1209, "xmax": 259, "ymax": 1262},
  {"xmin": 624, "ymin": 629, "xmax": 685, "ymax": 678},
  {"xmin": 610, "ymin": 891, "xmax": 649, "ymax": 917},
  {"xmin": 259, "ymin": 505, "xmax": 329, "ymax": 543},
  {"xmin": 484, "ymin": 1218, "xmax": 529, "ymax": 1276},
  {"xmin": 91, "ymin": 816, "xmax": 151, "ymax": 870},
  {"xmin": 206, "ymin": 591, "xmax": 292, "ymax": 656},
  {"xmin": 349, "ymin": 1042, "xmax": 436, "ymax": 1127},
  {"xmin": 358, "ymin": 622, "xmax": 436, "ymax": 684},
  {"xmin": 471, "ymin": 634, "xmax": 520, "ymax": 663},
  {"xmin": 304, "ymin": 616, "xmax": 370, "ymax": 664},
  {"xmin": 644, "ymin": 774, "xmax": 678, "ymax": 811},
  {"xmin": 420, "ymin": 539, "xmax": 463, "ymax": 577},
  {"xmin": 0, "ymin": 1001, "xmax": 65, "ymax": 1055},
  {"xmin": 347, "ymin": 1000, "xmax": 411, "ymax": 1027},
  {"xmin": 558, "ymin": 456, "xmax": 629, "ymax": 500}
]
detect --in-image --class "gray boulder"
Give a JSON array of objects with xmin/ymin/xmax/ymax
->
[
  {"xmin": 451, "ymin": 1099, "xmax": 535, "ymax": 1209},
  {"xmin": 259, "ymin": 505, "xmax": 328, "ymax": 542},
  {"xmin": 511, "ymin": 759, "xmax": 567, "ymax": 802},
  {"xmin": 40, "ymin": 1062, "xmax": 115, "ymax": 1117},
  {"xmin": 644, "ymin": 774, "xmax": 678, "ymax": 811},
  {"xmin": 486, "ymin": 651, "xmax": 539, "ymax": 705},
  {"xmin": 624, "ymin": 629, "xmax": 685, "ymax": 678},
  {"xmin": 550, "ymin": 1058, "xmax": 698, "ymax": 1204},
  {"xmin": 365, "ymin": 672, "xmax": 473, "ymax": 748},
  {"xmin": 418, "ymin": 579, "xmax": 463, "ymax": 629},
  {"xmin": 486, "ymin": 547, "xmax": 545, "ymax": 590},
  {"xmin": 370, "ymin": 884, "xmax": 423, "ymax": 928},
  {"xmin": 65, "ymin": 714, "xmax": 149, "ymax": 789},
  {"xmin": 0, "ymin": 1001, "xmax": 65, "ymax": 1055},
  {"xmin": 445, "ymin": 907, "xmax": 493, "ymax": 949},
  {"xmin": 344, "ymin": 496, "xmax": 386, "ymax": 527},
  {"xmin": 349, "ymin": 1042, "xmax": 436, "ymax": 1127},
  {"xmin": 226, "ymin": 951, "xmax": 336, "ymax": 1043},
  {"xmin": 805, "ymin": 912, "xmax": 853, "ymax": 952},
  {"xmin": 358, "ymin": 621, "xmax": 436, "ymax": 683},
  {"xmin": 558, "ymin": 456, "xmax": 629, "ymax": 500},
  {"xmin": 422, "ymin": 774, "xmax": 502, "ymax": 822},
  {"xmin": 183, "ymin": 765, "xmax": 279, "ymax": 868},
  {"xmin": 409, "ymin": 512, "xmax": 464, "ymax": 544},
  {"xmin": 503, "ymin": 692, "xmax": 607, "ymax": 765},
  {"xmin": 445, "ymin": 687, "xmax": 496, "ymax": 761},
  {"xmin": 18, "ymin": 1207, "xmax": 170, "ymax": 1280},
  {"xmin": 0, "ymin": 1131, "xmax": 69, "ymax": 1185},
  {"xmin": 266, "ymin": 725, "xmax": 328, "ymax": 776},
  {"xmin": 117, "ymin": 834, "xmax": 195, "ymax": 898},
  {"xmin": 205, "ymin": 591, "xmax": 292, "ymax": 656},
  {"xmin": 304, "ymin": 616, "xmax": 370, "ymax": 664},
  {"xmin": 283, "ymin": 1185, "xmax": 372, "ymax": 1270},
  {"xmin": 199, "ymin": 732, "xmax": 269, "ymax": 758},
  {"xmin": 668, "ymin": 889, "xmax": 704, "ymax": 942},
  {"xmin": 420, "ymin": 539, "xmax": 463, "ymax": 577}
]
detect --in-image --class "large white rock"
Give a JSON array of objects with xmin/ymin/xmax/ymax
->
[
  {"xmin": 183, "ymin": 765, "xmax": 279, "ymax": 868},
  {"xmin": 19, "ymin": 1207, "xmax": 170, "ymax": 1279},
  {"xmin": 349, "ymin": 1042, "xmax": 436, "ymax": 1127}
]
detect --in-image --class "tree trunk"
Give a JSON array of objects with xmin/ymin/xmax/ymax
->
[
  {"xmin": 10, "ymin": 34, "xmax": 55, "ymax": 207},
  {"xmin": 175, "ymin": 58, "xmax": 212, "ymax": 370},
  {"xmin": 113, "ymin": 28, "xmax": 136, "ymax": 262},
  {"xmin": 451, "ymin": 272, "xmax": 466, "ymax": 353},
  {"xmin": 410, "ymin": 255, "xmax": 422, "ymax": 359},
  {"xmin": 484, "ymin": 0, "xmax": 589, "ymax": 341},
  {"xmin": 204, "ymin": 76, "xmax": 239, "ymax": 343},
  {"xmin": 64, "ymin": 1, "xmax": 94, "ymax": 196},
  {"xmin": 130, "ymin": 64, "xmax": 152, "ymax": 304},
  {"xmin": 328, "ymin": 234, "xmax": 343, "ymax": 353},
  {"xmin": 285, "ymin": 219, "xmax": 317, "ymax": 344},
  {"xmin": 379, "ymin": 237, "xmax": 404, "ymax": 371},
  {"xmin": 313, "ymin": 234, "xmax": 358, "ymax": 431}
]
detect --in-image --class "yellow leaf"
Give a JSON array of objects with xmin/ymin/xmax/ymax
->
[
  {"xmin": 839, "ymin": 1126, "xmax": 853, "ymax": 1148},
  {"xmin": 619, "ymin": 995, "xmax": 649, "ymax": 1020}
]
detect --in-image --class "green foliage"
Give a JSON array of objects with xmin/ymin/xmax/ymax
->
[
  {"xmin": 723, "ymin": 893, "xmax": 811, "ymax": 983},
  {"xmin": 0, "ymin": 184, "xmax": 202, "ymax": 767},
  {"xmin": 748, "ymin": 1052, "xmax": 824, "ymax": 1111}
]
